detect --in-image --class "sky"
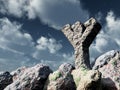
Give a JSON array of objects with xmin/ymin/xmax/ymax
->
[{"xmin": 0, "ymin": 0, "xmax": 120, "ymax": 71}]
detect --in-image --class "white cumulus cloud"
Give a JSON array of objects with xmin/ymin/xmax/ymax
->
[
  {"xmin": 0, "ymin": 0, "xmax": 89, "ymax": 29},
  {"xmin": 36, "ymin": 36, "xmax": 62, "ymax": 54},
  {"xmin": 90, "ymin": 11, "xmax": 120, "ymax": 65},
  {"xmin": 0, "ymin": 17, "xmax": 36, "ymax": 71},
  {"xmin": 0, "ymin": 17, "xmax": 74, "ymax": 71}
]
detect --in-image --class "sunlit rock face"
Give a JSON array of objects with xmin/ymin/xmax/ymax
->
[
  {"xmin": 44, "ymin": 63, "xmax": 76, "ymax": 90},
  {"xmin": 4, "ymin": 64, "xmax": 52, "ymax": 90},
  {"xmin": 93, "ymin": 50, "xmax": 120, "ymax": 90},
  {"xmin": 62, "ymin": 17, "xmax": 101, "ymax": 69}
]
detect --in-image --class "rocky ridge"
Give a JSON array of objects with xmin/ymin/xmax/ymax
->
[
  {"xmin": 0, "ymin": 18, "xmax": 120, "ymax": 90},
  {"xmin": 93, "ymin": 50, "xmax": 120, "ymax": 90},
  {"xmin": 5, "ymin": 64, "xmax": 52, "ymax": 90}
]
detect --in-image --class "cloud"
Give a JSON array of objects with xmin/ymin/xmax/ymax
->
[
  {"xmin": 0, "ymin": 17, "xmax": 36, "ymax": 71},
  {"xmin": 36, "ymin": 36, "xmax": 62, "ymax": 54},
  {"xmin": 0, "ymin": 0, "xmax": 89, "ymax": 29},
  {"xmin": 0, "ymin": 0, "xmax": 26, "ymax": 17},
  {"xmin": 90, "ymin": 11, "xmax": 120, "ymax": 64},
  {"xmin": 0, "ymin": 18, "xmax": 35, "ymax": 55},
  {"xmin": 0, "ymin": 17, "xmax": 74, "ymax": 71}
]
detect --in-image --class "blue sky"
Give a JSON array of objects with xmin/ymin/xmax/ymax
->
[{"xmin": 0, "ymin": 0, "xmax": 120, "ymax": 71}]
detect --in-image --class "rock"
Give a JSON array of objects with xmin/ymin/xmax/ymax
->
[
  {"xmin": 59, "ymin": 63, "xmax": 75, "ymax": 75},
  {"xmin": 77, "ymin": 70, "xmax": 101, "ymax": 90},
  {"xmin": 71, "ymin": 67, "xmax": 102, "ymax": 90},
  {"xmin": 93, "ymin": 50, "xmax": 120, "ymax": 89},
  {"xmin": 5, "ymin": 64, "xmax": 52, "ymax": 90},
  {"xmin": 0, "ymin": 71, "xmax": 13, "ymax": 90},
  {"xmin": 93, "ymin": 50, "xmax": 118, "ymax": 70},
  {"xmin": 62, "ymin": 18, "xmax": 101, "ymax": 69},
  {"xmin": 61, "ymin": 18, "xmax": 103, "ymax": 90},
  {"xmin": 11, "ymin": 66, "xmax": 27, "ymax": 82},
  {"xmin": 44, "ymin": 63, "xmax": 76, "ymax": 90}
]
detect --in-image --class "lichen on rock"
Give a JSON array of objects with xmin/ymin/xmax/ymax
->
[
  {"xmin": 44, "ymin": 63, "xmax": 76, "ymax": 90},
  {"xmin": 49, "ymin": 71, "xmax": 62, "ymax": 81}
]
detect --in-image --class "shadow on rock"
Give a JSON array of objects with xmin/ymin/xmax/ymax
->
[{"xmin": 102, "ymin": 78, "xmax": 117, "ymax": 90}]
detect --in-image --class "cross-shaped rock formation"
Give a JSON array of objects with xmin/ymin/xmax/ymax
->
[{"xmin": 62, "ymin": 18, "xmax": 101, "ymax": 69}]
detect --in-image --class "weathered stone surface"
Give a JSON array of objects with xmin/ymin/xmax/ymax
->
[
  {"xmin": 61, "ymin": 18, "xmax": 102, "ymax": 90},
  {"xmin": 11, "ymin": 66, "xmax": 27, "ymax": 82},
  {"xmin": 71, "ymin": 68, "xmax": 102, "ymax": 90},
  {"xmin": 77, "ymin": 70, "xmax": 102, "ymax": 90},
  {"xmin": 44, "ymin": 63, "xmax": 76, "ymax": 90},
  {"xmin": 5, "ymin": 64, "xmax": 52, "ymax": 90},
  {"xmin": 93, "ymin": 50, "xmax": 118, "ymax": 70},
  {"xmin": 93, "ymin": 50, "xmax": 120, "ymax": 90},
  {"xmin": 62, "ymin": 18, "xmax": 101, "ymax": 69},
  {"xmin": 59, "ymin": 63, "xmax": 75, "ymax": 75},
  {"xmin": 0, "ymin": 72, "xmax": 13, "ymax": 90}
]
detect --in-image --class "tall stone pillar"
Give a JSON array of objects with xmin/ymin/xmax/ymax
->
[{"xmin": 62, "ymin": 18, "xmax": 101, "ymax": 69}]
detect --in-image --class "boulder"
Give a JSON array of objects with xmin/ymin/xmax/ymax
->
[
  {"xmin": 44, "ymin": 63, "xmax": 76, "ymax": 90},
  {"xmin": 71, "ymin": 67, "xmax": 102, "ymax": 90},
  {"xmin": 59, "ymin": 63, "xmax": 75, "ymax": 75},
  {"xmin": 93, "ymin": 50, "xmax": 118, "ymax": 70},
  {"xmin": 5, "ymin": 64, "xmax": 52, "ymax": 90},
  {"xmin": 0, "ymin": 71, "xmax": 13, "ymax": 90},
  {"xmin": 93, "ymin": 50, "xmax": 120, "ymax": 90}
]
